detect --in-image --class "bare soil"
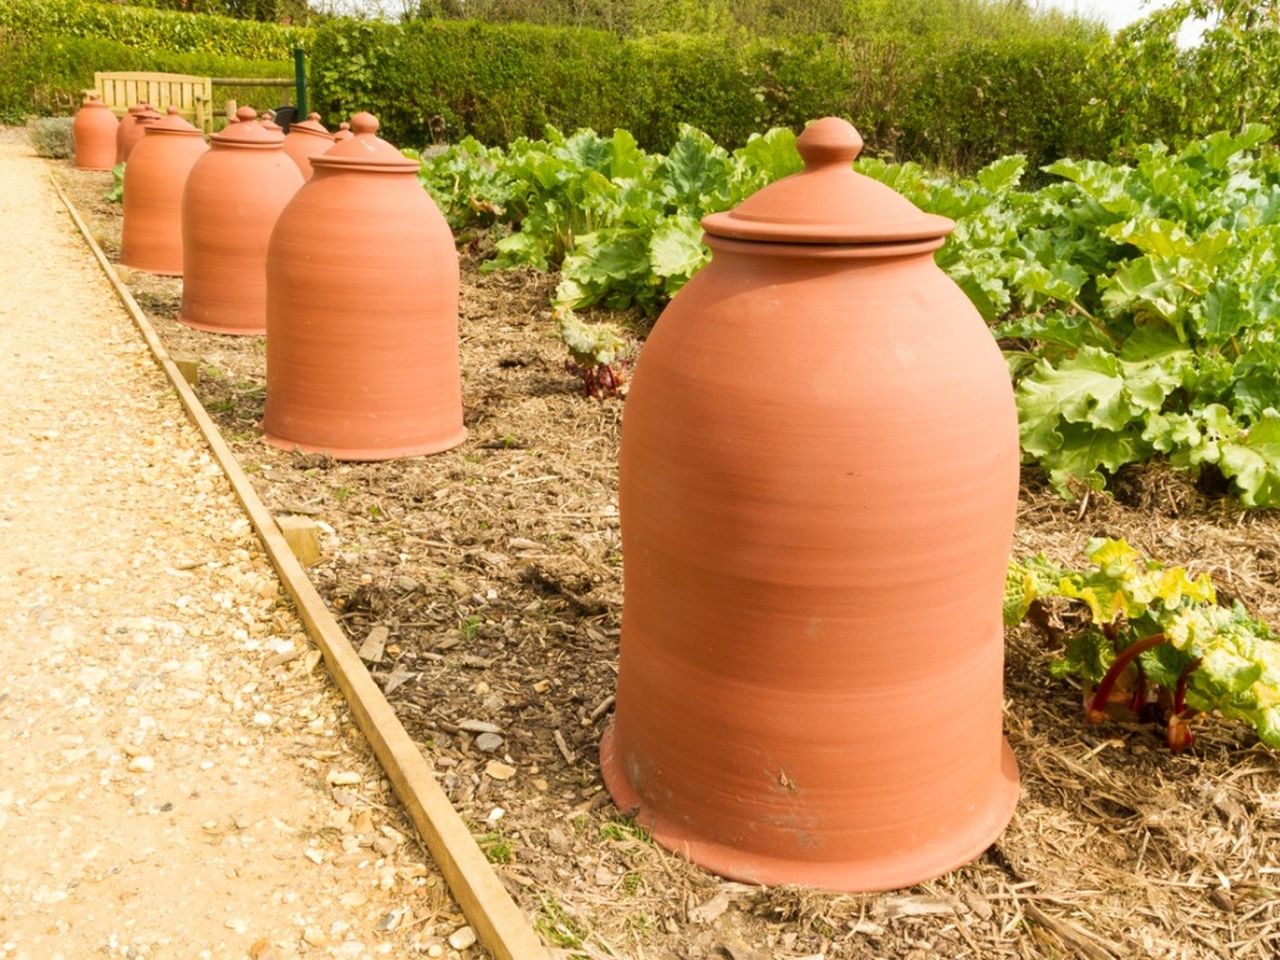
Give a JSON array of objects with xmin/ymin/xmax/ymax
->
[{"xmin": 56, "ymin": 158, "xmax": 1280, "ymax": 960}]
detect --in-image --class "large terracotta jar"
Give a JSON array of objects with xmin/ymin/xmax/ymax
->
[
  {"xmin": 600, "ymin": 117, "xmax": 1020, "ymax": 892},
  {"xmin": 282, "ymin": 112, "xmax": 334, "ymax": 180},
  {"xmin": 262, "ymin": 113, "xmax": 465, "ymax": 460},
  {"xmin": 119, "ymin": 107, "xmax": 208, "ymax": 276},
  {"xmin": 72, "ymin": 93, "xmax": 119, "ymax": 170},
  {"xmin": 116, "ymin": 103, "xmax": 161, "ymax": 164},
  {"xmin": 179, "ymin": 108, "xmax": 303, "ymax": 336}
]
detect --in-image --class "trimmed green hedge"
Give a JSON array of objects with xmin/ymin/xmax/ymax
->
[
  {"xmin": 0, "ymin": 0, "xmax": 303, "ymax": 57},
  {"xmin": 0, "ymin": 0, "xmax": 298, "ymax": 122},
  {"xmin": 309, "ymin": 17, "xmax": 1104, "ymax": 169},
  {"xmin": 4, "ymin": 0, "xmax": 1106, "ymax": 170},
  {"xmin": 0, "ymin": 33, "xmax": 293, "ymax": 122}
]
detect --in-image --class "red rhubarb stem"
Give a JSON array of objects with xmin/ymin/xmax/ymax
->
[
  {"xmin": 1129, "ymin": 663, "xmax": 1147, "ymax": 715},
  {"xmin": 1174, "ymin": 657, "xmax": 1202, "ymax": 716},
  {"xmin": 1086, "ymin": 633, "xmax": 1168, "ymax": 723}
]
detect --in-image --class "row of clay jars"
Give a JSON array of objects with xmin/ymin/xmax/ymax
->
[
  {"xmin": 118, "ymin": 103, "xmax": 162, "ymax": 164},
  {"xmin": 72, "ymin": 93, "xmax": 118, "ymax": 171},
  {"xmin": 114, "ymin": 106, "xmax": 1017, "ymax": 895},
  {"xmin": 177, "ymin": 112, "xmax": 360, "ymax": 335},
  {"xmin": 179, "ymin": 107, "xmax": 303, "ymax": 335},
  {"xmin": 282, "ymin": 113, "xmax": 334, "ymax": 180},
  {"xmin": 166, "ymin": 108, "xmax": 463, "ymax": 458},
  {"xmin": 119, "ymin": 110, "xmax": 351, "ymax": 289},
  {"xmin": 70, "ymin": 93, "xmax": 172, "ymax": 168},
  {"xmin": 119, "ymin": 107, "xmax": 208, "ymax": 276}
]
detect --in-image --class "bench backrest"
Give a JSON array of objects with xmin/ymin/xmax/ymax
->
[{"xmin": 94, "ymin": 72, "xmax": 214, "ymax": 134}]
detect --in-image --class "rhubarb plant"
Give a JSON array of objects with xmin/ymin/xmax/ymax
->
[
  {"xmin": 1006, "ymin": 538, "xmax": 1280, "ymax": 751},
  {"xmin": 105, "ymin": 161, "xmax": 125, "ymax": 202},
  {"xmin": 412, "ymin": 123, "xmax": 1280, "ymax": 506},
  {"xmin": 554, "ymin": 307, "xmax": 630, "ymax": 399}
]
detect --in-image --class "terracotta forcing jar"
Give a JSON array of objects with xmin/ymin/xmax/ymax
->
[
  {"xmin": 116, "ymin": 103, "xmax": 162, "ymax": 164},
  {"xmin": 282, "ymin": 112, "xmax": 334, "ymax": 179},
  {"xmin": 179, "ymin": 108, "xmax": 304, "ymax": 335},
  {"xmin": 262, "ymin": 112, "xmax": 465, "ymax": 460},
  {"xmin": 72, "ymin": 93, "xmax": 118, "ymax": 170},
  {"xmin": 600, "ymin": 117, "xmax": 1020, "ymax": 892},
  {"xmin": 120, "ymin": 107, "xmax": 208, "ymax": 276}
]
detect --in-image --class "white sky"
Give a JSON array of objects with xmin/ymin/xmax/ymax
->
[{"xmin": 1040, "ymin": 0, "xmax": 1171, "ymax": 29}]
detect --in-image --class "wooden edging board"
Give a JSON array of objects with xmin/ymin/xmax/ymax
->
[{"xmin": 49, "ymin": 173, "xmax": 548, "ymax": 960}]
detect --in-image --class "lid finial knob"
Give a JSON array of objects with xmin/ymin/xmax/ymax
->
[
  {"xmin": 350, "ymin": 113, "xmax": 379, "ymax": 136},
  {"xmin": 236, "ymin": 106, "xmax": 258, "ymax": 123},
  {"xmin": 308, "ymin": 112, "xmax": 321, "ymax": 122},
  {"xmin": 795, "ymin": 117, "xmax": 864, "ymax": 170},
  {"xmin": 167, "ymin": 105, "xmax": 180, "ymax": 116}
]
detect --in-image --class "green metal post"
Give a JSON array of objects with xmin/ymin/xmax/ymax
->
[{"xmin": 294, "ymin": 48, "xmax": 307, "ymax": 116}]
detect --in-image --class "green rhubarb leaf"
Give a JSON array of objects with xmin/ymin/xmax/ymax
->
[
  {"xmin": 648, "ymin": 215, "xmax": 709, "ymax": 285},
  {"xmin": 1041, "ymin": 421, "xmax": 1143, "ymax": 494},
  {"xmin": 1218, "ymin": 413, "xmax": 1280, "ymax": 507},
  {"xmin": 1015, "ymin": 348, "xmax": 1134, "ymax": 455},
  {"xmin": 734, "ymin": 127, "xmax": 802, "ymax": 184},
  {"xmin": 1013, "ymin": 261, "xmax": 1089, "ymax": 304},
  {"xmin": 1141, "ymin": 412, "xmax": 1202, "ymax": 454},
  {"xmin": 1118, "ymin": 322, "xmax": 1189, "ymax": 362},
  {"xmin": 976, "ymin": 154, "xmax": 1028, "ymax": 194},
  {"xmin": 1100, "ymin": 257, "xmax": 1183, "ymax": 323},
  {"xmin": 1050, "ymin": 627, "xmax": 1114, "ymax": 683},
  {"xmin": 1194, "ymin": 280, "xmax": 1248, "ymax": 342},
  {"xmin": 1119, "ymin": 356, "xmax": 1181, "ymax": 413},
  {"xmin": 608, "ymin": 128, "xmax": 650, "ymax": 181},
  {"xmin": 554, "ymin": 307, "xmax": 626, "ymax": 367},
  {"xmin": 995, "ymin": 311, "xmax": 1093, "ymax": 351},
  {"xmin": 1003, "ymin": 554, "xmax": 1064, "ymax": 626},
  {"xmin": 1198, "ymin": 646, "xmax": 1263, "ymax": 696},
  {"xmin": 660, "ymin": 125, "xmax": 732, "ymax": 209},
  {"xmin": 1104, "ymin": 217, "xmax": 1193, "ymax": 258}
]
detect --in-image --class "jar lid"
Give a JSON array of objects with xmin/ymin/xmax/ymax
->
[
  {"xmin": 701, "ymin": 117, "xmax": 953, "ymax": 245},
  {"xmin": 211, "ymin": 106, "xmax": 283, "ymax": 147},
  {"xmin": 82, "ymin": 92, "xmax": 108, "ymax": 108},
  {"xmin": 145, "ymin": 105, "xmax": 202, "ymax": 137},
  {"xmin": 130, "ymin": 103, "xmax": 163, "ymax": 122},
  {"xmin": 288, "ymin": 112, "xmax": 333, "ymax": 141},
  {"xmin": 311, "ymin": 113, "xmax": 414, "ymax": 172}
]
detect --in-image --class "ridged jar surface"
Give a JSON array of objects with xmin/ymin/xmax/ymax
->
[
  {"xmin": 262, "ymin": 168, "xmax": 465, "ymax": 460},
  {"xmin": 72, "ymin": 101, "xmax": 118, "ymax": 170},
  {"xmin": 180, "ymin": 147, "xmax": 303, "ymax": 335},
  {"xmin": 282, "ymin": 131, "xmax": 333, "ymax": 181},
  {"xmin": 601, "ymin": 240, "xmax": 1020, "ymax": 891},
  {"xmin": 116, "ymin": 111, "xmax": 152, "ymax": 164},
  {"xmin": 119, "ymin": 134, "xmax": 207, "ymax": 276}
]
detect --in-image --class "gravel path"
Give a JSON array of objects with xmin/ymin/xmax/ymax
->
[{"xmin": 0, "ymin": 142, "xmax": 477, "ymax": 959}]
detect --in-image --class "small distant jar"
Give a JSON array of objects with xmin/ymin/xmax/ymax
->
[
  {"xmin": 282, "ymin": 112, "xmax": 334, "ymax": 181},
  {"xmin": 119, "ymin": 107, "xmax": 208, "ymax": 276},
  {"xmin": 332, "ymin": 122, "xmax": 352, "ymax": 142},
  {"xmin": 179, "ymin": 107, "xmax": 304, "ymax": 336},
  {"xmin": 116, "ymin": 103, "xmax": 162, "ymax": 164},
  {"xmin": 263, "ymin": 113, "xmax": 465, "ymax": 460},
  {"xmin": 73, "ymin": 92, "xmax": 118, "ymax": 170}
]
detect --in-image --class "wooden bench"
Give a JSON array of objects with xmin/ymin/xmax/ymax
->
[{"xmin": 95, "ymin": 71, "xmax": 214, "ymax": 133}]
